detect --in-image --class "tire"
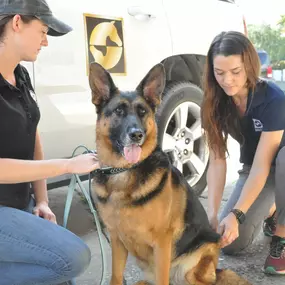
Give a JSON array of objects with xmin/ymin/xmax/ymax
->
[{"xmin": 156, "ymin": 81, "xmax": 209, "ymax": 196}]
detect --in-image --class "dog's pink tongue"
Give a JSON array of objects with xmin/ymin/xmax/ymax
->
[{"xmin": 124, "ymin": 145, "xmax": 142, "ymax": 163}]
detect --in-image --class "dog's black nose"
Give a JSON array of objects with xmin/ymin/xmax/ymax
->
[{"xmin": 129, "ymin": 128, "xmax": 144, "ymax": 143}]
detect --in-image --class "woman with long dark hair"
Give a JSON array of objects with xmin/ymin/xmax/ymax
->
[{"xmin": 202, "ymin": 31, "xmax": 285, "ymax": 275}]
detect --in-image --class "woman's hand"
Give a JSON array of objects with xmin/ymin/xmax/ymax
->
[
  {"xmin": 66, "ymin": 153, "xmax": 100, "ymax": 174},
  {"xmin": 33, "ymin": 202, "xmax": 57, "ymax": 224},
  {"xmin": 218, "ymin": 212, "xmax": 239, "ymax": 248}
]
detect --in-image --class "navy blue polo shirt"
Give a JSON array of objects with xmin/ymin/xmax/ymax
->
[
  {"xmin": 239, "ymin": 80, "xmax": 285, "ymax": 165},
  {"xmin": 0, "ymin": 65, "xmax": 40, "ymax": 209}
]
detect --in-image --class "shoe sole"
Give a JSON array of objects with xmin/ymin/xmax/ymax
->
[{"xmin": 264, "ymin": 266, "xmax": 285, "ymax": 275}]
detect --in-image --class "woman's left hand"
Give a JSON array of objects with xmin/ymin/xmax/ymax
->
[
  {"xmin": 218, "ymin": 212, "xmax": 239, "ymax": 248},
  {"xmin": 33, "ymin": 202, "xmax": 57, "ymax": 224}
]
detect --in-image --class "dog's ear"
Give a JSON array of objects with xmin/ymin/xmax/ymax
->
[
  {"xmin": 89, "ymin": 62, "xmax": 118, "ymax": 107},
  {"xmin": 136, "ymin": 63, "xmax": 166, "ymax": 108}
]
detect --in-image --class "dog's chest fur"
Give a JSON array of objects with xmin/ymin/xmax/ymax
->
[
  {"xmin": 91, "ymin": 166, "xmax": 174, "ymax": 233},
  {"xmin": 92, "ymin": 173, "xmax": 177, "ymax": 262},
  {"xmin": 90, "ymin": 151, "xmax": 185, "ymax": 260}
]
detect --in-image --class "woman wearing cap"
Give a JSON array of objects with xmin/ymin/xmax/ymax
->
[
  {"xmin": 0, "ymin": 0, "xmax": 98, "ymax": 284},
  {"xmin": 202, "ymin": 31, "xmax": 285, "ymax": 275}
]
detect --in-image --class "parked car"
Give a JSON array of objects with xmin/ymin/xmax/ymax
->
[
  {"xmin": 22, "ymin": 0, "xmax": 246, "ymax": 195},
  {"xmin": 257, "ymin": 49, "xmax": 273, "ymax": 79}
]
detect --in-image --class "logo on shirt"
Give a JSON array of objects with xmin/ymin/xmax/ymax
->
[{"xmin": 252, "ymin": 118, "xmax": 263, "ymax": 132}]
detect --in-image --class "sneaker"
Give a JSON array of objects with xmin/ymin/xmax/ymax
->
[
  {"xmin": 264, "ymin": 235, "xmax": 285, "ymax": 275},
  {"xmin": 263, "ymin": 211, "xmax": 276, "ymax": 237}
]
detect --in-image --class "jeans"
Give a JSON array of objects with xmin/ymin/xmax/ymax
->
[
  {"xmin": 219, "ymin": 146, "xmax": 285, "ymax": 255},
  {"xmin": 0, "ymin": 197, "xmax": 91, "ymax": 285}
]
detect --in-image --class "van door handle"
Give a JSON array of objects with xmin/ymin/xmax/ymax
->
[{"xmin": 127, "ymin": 6, "xmax": 156, "ymax": 20}]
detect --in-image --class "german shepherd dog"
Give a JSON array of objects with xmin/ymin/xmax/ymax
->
[{"xmin": 88, "ymin": 62, "xmax": 251, "ymax": 285}]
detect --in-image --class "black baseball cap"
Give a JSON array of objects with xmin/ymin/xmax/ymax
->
[{"xmin": 0, "ymin": 0, "xmax": 72, "ymax": 36}]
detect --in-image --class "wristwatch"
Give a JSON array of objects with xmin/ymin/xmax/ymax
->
[{"xmin": 230, "ymin": 209, "xmax": 246, "ymax": 224}]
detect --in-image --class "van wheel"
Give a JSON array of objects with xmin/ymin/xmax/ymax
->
[{"xmin": 156, "ymin": 81, "xmax": 209, "ymax": 196}]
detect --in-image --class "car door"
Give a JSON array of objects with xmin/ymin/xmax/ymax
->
[
  {"xmin": 163, "ymin": 0, "xmax": 219, "ymax": 56},
  {"xmin": 163, "ymin": 0, "xmax": 244, "ymax": 56}
]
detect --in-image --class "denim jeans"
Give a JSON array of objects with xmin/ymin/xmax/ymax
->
[{"xmin": 0, "ymin": 196, "xmax": 91, "ymax": 285}]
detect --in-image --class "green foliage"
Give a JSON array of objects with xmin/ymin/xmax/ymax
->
[
  {"xmin": 272, "ymin": 60, "xmax": 285, "ymax": 70},
  {"xmin": 277, "ymin": 15, "xmax": 285, "ymax": 32},
  {"xmin": 247, "ymin": 23, "xmax": 285, "ymax": 63}
]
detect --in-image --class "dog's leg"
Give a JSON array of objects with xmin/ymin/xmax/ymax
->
[
  {"xmin": 154, "ymin": 233, "xmax": 172, "ymax": 285},
  {"xmin": 110, "ymin": 234, "xmax": 128, "ymax": 285}
]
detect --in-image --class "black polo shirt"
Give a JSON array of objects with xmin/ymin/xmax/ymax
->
[
  {"xmin": 0, "ymin": 64, "xmax": 40, "ymax": 209},
  {"xmin": 238, "ymin": 80, "xmax": 285, "ymax": 165}
]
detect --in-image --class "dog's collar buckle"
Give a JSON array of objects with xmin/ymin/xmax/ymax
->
[{"xmin": 91, "ymin": 166, "xmax": 129, "ymax": 176}]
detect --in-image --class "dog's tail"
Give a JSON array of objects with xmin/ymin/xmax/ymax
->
[{"xmin": 215, "ymin": 268, "xmax": 252, "ymax": 285}]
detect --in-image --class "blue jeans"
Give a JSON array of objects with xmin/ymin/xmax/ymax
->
[{"xmin": 0, "ymin": 197, "xmax": 91, "ymax": 285}]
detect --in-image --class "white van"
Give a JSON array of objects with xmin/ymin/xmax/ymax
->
[{"xmin": 23, "ymin": 0, "xmax": 247, "ymax": 195}]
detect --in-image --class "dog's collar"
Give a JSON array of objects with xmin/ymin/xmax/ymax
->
[
  {"xmin": 91, "ymin": 166, "xmax": 129, "ymax": 176},
  {"xmin": 91, "ymin": 163, "xmax": 139, "ymax": 176}
]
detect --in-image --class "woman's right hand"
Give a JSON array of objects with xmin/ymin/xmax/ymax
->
[{"xmin": 66, "ymin": 153, "xmax": 100, "ymax": 174}]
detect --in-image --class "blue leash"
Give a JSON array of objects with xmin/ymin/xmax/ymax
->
[{"xmin": 62, "ymin": 145, "xmax": 109, "ymax": 285}]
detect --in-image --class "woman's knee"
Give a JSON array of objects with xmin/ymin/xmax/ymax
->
[
  {"xmin": 221, "ymin": 235, "xmax": 253, "ymax": 255},
  {"xmin": 49, "ymin": 231, "xmax": 91, "ymax": 279},
  {"xmin": 221, "ymin": 222, "xmax": 261, "ymax": 255},
  {"xmin": 66, "ymin": 238, "xmax": 91, "ymax": 278},
  {"xmin": 221, "ymin": 238, "xmax": 247, "ymax": 255}
]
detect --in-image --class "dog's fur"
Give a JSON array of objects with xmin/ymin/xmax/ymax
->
[{"xmin": 88, "ymin": 62, "xmax": 251, "ymax": 285}]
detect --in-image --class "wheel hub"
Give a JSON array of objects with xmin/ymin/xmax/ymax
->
[
  {"xmin": 161, "ymin": 101, "xmax": 209, "ymax": 188},
  {"xmin": 175, "ymin": 129, "xmax": 194, "ymax": 163}
]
